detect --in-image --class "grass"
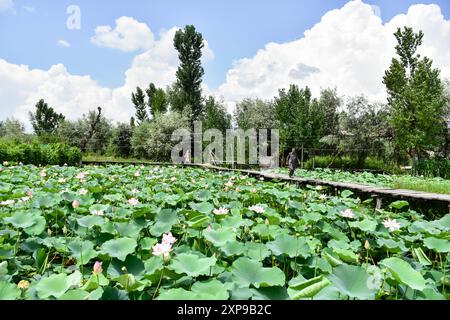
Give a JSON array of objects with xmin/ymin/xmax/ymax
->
[{"xmin": 392, "ymin": 176, "xmax": 450, "ymax": 195}]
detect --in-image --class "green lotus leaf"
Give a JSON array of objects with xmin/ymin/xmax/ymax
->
[
  {"xmin": 168, "ymin": 253, "xmax": 217, "ymax": 277},
  {"xmin": 0, "ymin": 281, "xmax": 21, "ymax": 300},
  {"xmin": 266, "ymin": 234, "xmax": 311, "ymax": 258},
  {"xmin": 77, "ymin": 215, "xmax": 105, "ymax": 228},
  {"xmin": 68, "ymin": 239, "xmax": 97, "ymax": 265},
  {"xmin": 423, "ymin": 237, "xmax": 450, "ymax": 253},
  {"xmin": 328, "ymin": 264, "xmax": 377, "ymax": 300},
  {"xmin": 380, "ymin": 257, "xmax": 426, "ymax": 291},
  {"xmin": 203, "ymin": 227, "xmax": 236, "ymax": 247},
  {"xmin": 36, "ymin": 273, "xmax": 71, "ymax": 299},
  {"xmin": 149, "ymin": 209, "xmax": 178, "ymax": 237},
  {"xmin": 101, "ymin": 237, "xmax": 137, "ymax": 261},
  {"xmin": 230, "ymin": 257, "xmax": 285, "ymax": 288}
]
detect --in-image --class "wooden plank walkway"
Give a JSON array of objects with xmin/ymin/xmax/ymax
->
[{"xmin": 81, "ymin": 160, "xmax": 450, "ymax": 210}]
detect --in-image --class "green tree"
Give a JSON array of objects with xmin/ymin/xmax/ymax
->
[
  {"xmin": 29, "ymin": 99, "xmax": 65, "ymax": 136},
  {"xmin": 383, "ymin": 27, "xmax": 448, "ymax": 163},
  {"xmin": 274, "ymin": 85, "xmax": 313, "ymax": 154},
  {"xmin": 131, "ymin": 112, "xmax": 190, "ymax": 161},
  {"xmin": 112, "ymin": 123, "xmax": 133, "ymax": 157},
  {"xmin": 339, "ymin": 96, "xmax": 391, "ymax": 167},
  {"xmin": 173, "ymin": 25, "xmax": 205, "ymax": 125},
  {"xmin": 201, "ymin": 96, "xmax": 231, "ymax": 133},
  {"xmin": 132, "ymin": 87, "xmax": 148, "ymax": 125},
  {"xmin": 146, "ymin": 83, "xmax": 168, "ymax": 117},
  {"xmin": 0, "ymin": 118, "xmax": 25, "ymax": 140}
]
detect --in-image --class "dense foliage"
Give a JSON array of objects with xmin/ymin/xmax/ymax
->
[
  {"xmin": 0, "ymin": 164, "xmax": 448, "ymax": 300},
  {"xmin": 0, "ymin": 143, "xmax": 81, "ymax": 166}
]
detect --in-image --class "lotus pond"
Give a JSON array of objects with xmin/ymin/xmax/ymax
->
[
  {"xmin": 0, "ymin": 163, "xmax": 449, "ymax": 300},
  {"xmin": 269, "ymin": 168, "xmax": 450, "ymax": 195}
]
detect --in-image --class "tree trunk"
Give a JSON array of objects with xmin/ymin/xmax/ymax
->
[{"xmin": 79, "ymin": 107, "xmax": 102, "ymax": 153}]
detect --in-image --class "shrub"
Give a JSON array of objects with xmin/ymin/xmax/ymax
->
[
  {"xmin": 304, "ymin": 155, "xmax": 387, "ymax": 171},
  {"xmin": 414, "ymin": 159, "xmax": 450, "ymax": 179},
  {"xmin": 0, "ymin": 142, "xmax": 81, "ymax": 166}
]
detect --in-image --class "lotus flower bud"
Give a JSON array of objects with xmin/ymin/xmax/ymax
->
[
  {"xmin": 364, "ymin": 240, "xmax": 371, "ymax": 250},
  {"xmin": 93, "ymin": 261, "xmax": 103, "ymax": 275},
  {"xmin": 17, "ymin": 280, "xmax": 30, "ymax": 290}
]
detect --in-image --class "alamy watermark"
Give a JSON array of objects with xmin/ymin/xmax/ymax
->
[
  {"xmin": 171, "ymin": 122, "xmax": 280, "ymax": 168},
  {"xmin": 66, "ymin": 5, "xmax": 81, "ymax": 30}
]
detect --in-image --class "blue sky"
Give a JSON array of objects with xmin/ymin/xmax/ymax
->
[
  {"xmin": 1, "ymin": 0, "xmax": 448, "ymax": 89},
  {"xmin": 1, "ymin": 0, "xmax": 449, "ymax": 126}
]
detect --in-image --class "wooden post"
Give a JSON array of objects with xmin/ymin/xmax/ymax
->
[{"xmin": 301, "ymin": 144, "xmax": 304, "ymax": 169}]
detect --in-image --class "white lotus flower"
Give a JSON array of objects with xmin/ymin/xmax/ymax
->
[
  {"xmin": 128, "ymin": 198, "xmax": 139, "ymax": 206},
  {"xmin": 319, "ymin": 194, "xmax": 327, "ymax": 200},
  {"xmin": 340, "ymin": 209, "xmax": 355, "ymax": 219},
  {"xmin": 383, "ymin": 218, "xmax": 401, "ymax": 232},
  {"xmin": 91, "ymin": 209, "xmax": 104, "ymax": 216},
  {"xmin": 1, "ymin": 199, "xmax": 15, "ymax": 206},
  {"xmin": 79, "ymin": 189, "xmax": 88, "ymax": 196},
  {"xmin": 249, "ymin": 205, "xmax": 265, "ymax": 214},
  {"xmin": 76, "ymin": 172, "xmax": 87, "ymax": 179},
  {"xmin": 213, "ymin": 207, "xmax": 229, "ymax": 215}
]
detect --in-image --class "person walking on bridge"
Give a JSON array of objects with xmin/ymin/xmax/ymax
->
[{"xmin": 287, "ymin": 148, "xmax": 299, "ymax": 178}]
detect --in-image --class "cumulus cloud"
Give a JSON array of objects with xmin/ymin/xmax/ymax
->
[
  {"xmin": 91, "ymin": 16, "xmax": 154, "ymax": 52},
  {"xmin": 0, "ymin": 0, "xmax": 14, "ymax": 13},
  {"xmin": 1, "ymin": 2, "xmax": 449, "ymax": 129},
  {"xmin": 57, "ymin": 40, "xmax": 71, "ymax": 48},
  {"xmin": 1, "ymin": 21, "xmax": 214, "ymax": 131},
  {"xmin": 217, "ymin": 0, "xmax": 450, "ymax": 108}
]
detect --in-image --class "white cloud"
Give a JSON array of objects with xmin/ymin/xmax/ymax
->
[
  {"xmin": 91, "ymin": 16, "xmax": 154, "ymax": 52},
  {"xmin": 57, "ymin": 40, "xmax": 71, "ymax": 48},
  {"xmin": 216, "ymin": 0, "xmax": 450, "ymax": 109},
  {"xmin": 1, "ymin": 2, "xmax": 449, "ymax": 130},
  {"xmin": 1, "ymin": 22, "xmax": 214, "ymax": 131},
  {"xmin": 0, "ymin": 0, "xmax": 14, "ymax": 13}
]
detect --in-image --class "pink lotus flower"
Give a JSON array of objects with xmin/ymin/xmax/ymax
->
[
  {"xmin": 26, "ymin": 190, "xmax": 33, "ymax": 197},
  {"xmin": 251, "ymin": 188, "xmax": 257, "ymax": 194},
  {"xmin": 40, "ymin": 171, "xmax": 47, "ymax": 177},
  {"xmin": 206, "ymin": 224, "xmax": 212, "ymax": 231},
  {"xmin": 224, "ymin": 187, "xmax": 230, "ymax": 192},
  {"xmin": 383, "ymin": 218, "xmax": 401, "ymax": 232},
  {"xmin": 131, "ymin": 188, "xmax": 139, "ymax": 194},
  {"xmin": 162, "ymin": 232, "xmax": 177, "ymax": 245},
  {"xmin": 128, "ymin": 198, "xmax": 139, "ymax": 206},
  {"xmin": 319, "ymin": 194, "xmax": 327, "ymax": 200},
  {"xmin": 72, "ymin": 200, "xmax": 80, "ymax": 209},
  {"xmin": 213, "ymin": 207, "xmax": 229, "ymax": 215},
  {"xmin": 191, "ymin": 179, "xmax": 196, "ymax": 184},
  {"xmin": 152, "ymin": 242, "xmax": 173, "ymax": 257},
  {"xmin": 93, "ymin": 261, "xmax": 103, "ymax": 275},
  {"xmin": 76, "ymin": 172, "xmax": 87, "ymax": 179},
  {"xmin": 340, "ymin": 209, "xmax": 355, "ymax": 219},
  {"xmin": 79, "ymin": 189, "xmax": 88, "ymax": 196},
  {"xmin": 225, "ymin": 181, "xmax": 234, "ymax": 188},
  {"xmin": 134, "ymin": 171, "xmax": 141, "ymax": 177},
  {"xmin": 249, "ymin": 205, "xmax": 265, "ymax": 214}
]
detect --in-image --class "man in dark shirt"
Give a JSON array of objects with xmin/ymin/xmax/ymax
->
[{"xmin": 287, "ymin": 148, "xmax": 299, "ymax": 177}]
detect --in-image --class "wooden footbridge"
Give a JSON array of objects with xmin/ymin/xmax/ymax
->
[{"xmin": 81, "ymin": 160, "xmax": 450, "ymax": 213}]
